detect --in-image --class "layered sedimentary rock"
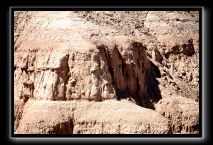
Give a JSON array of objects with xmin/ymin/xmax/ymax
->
[
  {"xmin": 14, "ymin": 12, "xmax": 152, "ymax": 103},
  {"xmin": 14, "ymin": 11, "xmax": 199, "ymax": 134},
  {"xmin": 15, "ymin": 99, "xmax": 169, "ymax": 134}
]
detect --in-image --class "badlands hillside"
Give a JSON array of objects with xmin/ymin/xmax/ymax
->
[{"xmin": 14, "ymin": 11, "xmax": 199, "ymax": 134}]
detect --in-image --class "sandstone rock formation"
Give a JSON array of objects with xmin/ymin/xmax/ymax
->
[
  {"xmin": 155, "ymin": 95, "xmax": 199, "ymax": 134},
  {"xmin": 14, "ymin": 11, "xmax": 199, "ymax": 134},
  {"xmin": 15, "ymin": 99, "xmax": 169, "ymax": 134}
]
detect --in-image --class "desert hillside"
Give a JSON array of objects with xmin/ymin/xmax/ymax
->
[{"xmin": 14, "ymin": 11, "xmax": 199, "ymax": 134}]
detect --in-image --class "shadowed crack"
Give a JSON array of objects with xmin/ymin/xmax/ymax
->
[
  {"xmin": 165, "ymin": 39, "xmax": 195, "ymax": 59},
  {"xmin": 96, "ymin": 41, "xmax": 162, "ymax": 109},
  {"xmin": 53, "ymin": 54, "xmax": 70, "ymax": 100},
  {"xmin": 48, "ymin": 118, "xmax": 74, "ymax": 134}
]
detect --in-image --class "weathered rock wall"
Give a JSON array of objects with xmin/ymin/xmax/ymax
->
[
  {"xmin": 14, "ymin": 12, "xmax": 152, "ymax": 103},
  {"xmin": 14, "ymin": 11, "xmax": 199, "ymax": 134}
]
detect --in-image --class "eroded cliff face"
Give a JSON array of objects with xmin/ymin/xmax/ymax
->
[{"xmin": 14, "ymin": 11, "xmax": 199, "ymax": 134}]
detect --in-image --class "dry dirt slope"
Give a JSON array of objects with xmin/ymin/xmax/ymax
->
[{"xmin": 14, "ymin": 11, "xmax": 199, "ymax": 134}]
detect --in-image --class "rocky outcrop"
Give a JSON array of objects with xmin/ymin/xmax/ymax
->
[
  {"xmin": 142, "ymin": 11, "xmax": 199, "ymax": 101},
  {"xmin": 78, "ymin": 11, "xmax": 199, "ymax": 101},
  {"xmin": 15, "ymin": 99, "xmax": 170, "ymax": 134},
  {"xmin": 14, "ymin": 11, "xmax": 199, "ymax": 134},
  {"xmin": 14, "ymin": 12, "xmax": 162, "ymax": 105},
  {"xmin": 155, "ymin": 95, "xmax": 199, "ymax": 134}
]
